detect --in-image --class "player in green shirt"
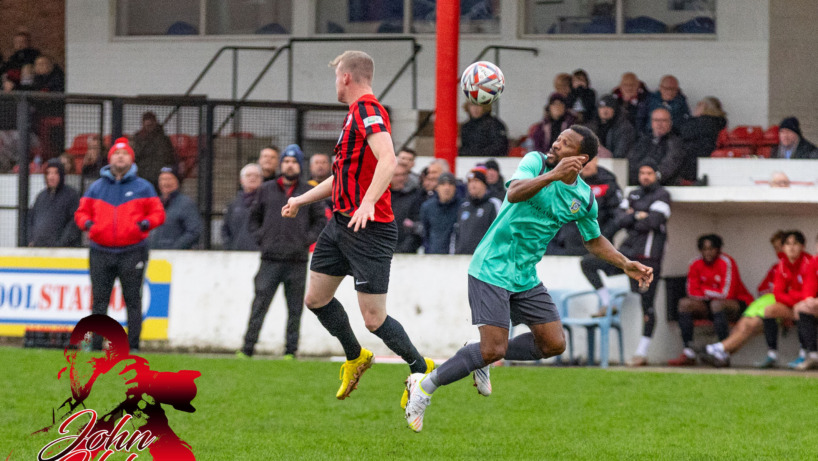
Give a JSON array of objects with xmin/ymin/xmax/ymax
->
[{"xmin": 404, "ymin": 125, "xmax": 654, "ymax": 432}]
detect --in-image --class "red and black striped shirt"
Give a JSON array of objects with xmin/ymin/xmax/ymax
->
[{"xmin": 332, "ymin": 93, "xmax": 394, "ymax": 222}]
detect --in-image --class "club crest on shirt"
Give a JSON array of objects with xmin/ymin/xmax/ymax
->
[{"xmin": 570, "ymin": 199, "xmax": 581, "ymax": 214}]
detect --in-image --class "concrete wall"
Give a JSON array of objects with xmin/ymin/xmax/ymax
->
[
  {"xmin": 768, "ymin": 0, "xmax": 818, "ymax": 143},
  {"xmin": 66, "ymin": 0, "xmax": 771, "ymax": 142}
]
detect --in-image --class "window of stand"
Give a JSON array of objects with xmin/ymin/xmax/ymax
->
[
  {"xmin": 314, "ymin": 0, "xmax": 501, "ymax": 35},
  {"xmin": 115, "ymin": 0, "xmax": 293, "ymax": 36},
  {"xmin": 523, "ymin": 0, "xmax": 716, "ymax": 36}
]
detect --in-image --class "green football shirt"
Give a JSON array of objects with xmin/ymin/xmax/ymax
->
[{"xmin": 468, "ymin": 151, "xmax": 601, "ymax": 292}]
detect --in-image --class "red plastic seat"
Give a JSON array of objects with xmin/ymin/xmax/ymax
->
[
  {"xmin": 761, "ymin": 125, "xmax": 779, "ymax": 146},
  {"xmin": 755, "ymin": 146, "xmax": 773, "ymax": 158},
  {"xmin": 715, "ymin": 128, "xmax": 730, "ymax": 148},
  {"xmin": 228, "ymin": 131, "xmax": 254, "ymax": 138},
  {"xmin": 710, "ymin": 147, "xmax": 753, "ymax": 158},
  {"xmin": 727, "ymin": 125, "xmax": 763, "ymax": 147},
  {"xmin": 66, "ymin": 133, "xmax": 101, "ymax": 156}
]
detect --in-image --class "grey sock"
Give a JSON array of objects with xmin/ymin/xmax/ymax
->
[
  {"xmin": 504, "ymin": 333, "xmax": 544, "ymax": 361},
  {"xmin": 435, "ymin": 342, "xmax": 486, "ymax": 386}
]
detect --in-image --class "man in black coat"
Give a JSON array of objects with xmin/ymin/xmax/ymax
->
[
  {"xmin": 420, "ymin": 172, "xmax": 461, "ymax": 254},
  {"xmin": 239, "ymin": 145, "xmax": 327, "ymax": 359},
  {"xmin": 454, "ymin": 168, "xmax": 501, "ymax": 254},
  {"xmin": 627, "ymin": 108, "xmax": 687, "ymax": 186},
  {"xmin": 459, "ymin": 103, "xmax": 508, "ymax": 157},
  {"xmin": 774, "ymin": 117, "xmax": 818, "ymax": 160},
  {"xmin": 28, "ymin": 159, "xmax": 81, "ymax": 247}
]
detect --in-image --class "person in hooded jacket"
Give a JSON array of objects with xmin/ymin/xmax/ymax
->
[
  {"xmin": 454, "ymin": 167, "xmax": 502, "ymax": 255},
  {"xmin": 584, "ymin": 94, "xmax": 637, "ymax": 159},
  {"xmin": 149, "ymin": 166, "xmax": 202, "ymax": 249},
  {"xmin": 420, "ymin": 172, "xmax": 462, "ymax": 254},
  {"xmin": 28, "ymin": 158, "xmax": 81, "ymax": 247},
  {"xmin": 239, "ymin": 144, "xmax": 327, "ymax": 359}
]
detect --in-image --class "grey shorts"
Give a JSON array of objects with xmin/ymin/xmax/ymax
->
[{"xmin": 468, "ymin": 275, "xmax": 561, "ymax": 329}]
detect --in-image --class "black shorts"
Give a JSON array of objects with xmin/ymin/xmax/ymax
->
[
  {"xmin": 310, "ymin": 213, "xmax": 397, "ymax": 294},
  {"xmin": 468, "ymin": 275, "xmax": 561, "ymax": 329}
]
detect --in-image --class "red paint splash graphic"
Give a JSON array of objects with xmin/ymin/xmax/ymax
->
[{"xmin": 32, "ymin": 314, "xmax": 201, "ymax": 460}]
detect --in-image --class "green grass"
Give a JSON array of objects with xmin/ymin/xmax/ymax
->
[{"xmin": 2, "ymin": 346, "xmax": 817, "ymax": 460}]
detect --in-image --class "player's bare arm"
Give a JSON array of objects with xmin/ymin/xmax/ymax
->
[
  {"xmin": 584, "ymin": 235, "xmax": 654, "ymax": 289},
  {"xmin": 507, "ymin": 156, "xmax": 584, "ymax": 203},
  {"xmin": 281, "ymin": 176, "xmax": 333, "ymax": 218},
  {"xmin": 348, "ymin": 131, "xmax": 396, "ymax": 231}
]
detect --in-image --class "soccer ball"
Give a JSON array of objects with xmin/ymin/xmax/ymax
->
[{"xmin": 460, "ymin": 61, "xmax": 505, "ymax": 105}]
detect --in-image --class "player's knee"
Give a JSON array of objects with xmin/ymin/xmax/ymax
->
[
  {"xmin": 710, "ymin": 300, "xmax": 726, "ymax": 313},
  {"xmin": 483, "ymin": 343, "xmax": 507, "ymax": 363},
  {"xmin": 304, "ymin": 295, "xmax": 329, "ymax": 310},
  {"xmin": 542, "ymin": 337, "xmax": 566, "ymax": 357}
]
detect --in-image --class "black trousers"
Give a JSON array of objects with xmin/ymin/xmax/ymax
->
[
  {"xmin": 89, "ymin": 245, "xmax": 149, "ymax": 351},
  {"xmin": 580, "ymin": 254, "xmax": 662, "ymax": 337},
  {"xmin": 242, "ymin": 260, "xmax": 308, "ymax": 356}
]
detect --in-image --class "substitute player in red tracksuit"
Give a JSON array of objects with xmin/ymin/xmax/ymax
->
[
  {"xmin": 668, "ymin": 234, "xmax": 753, "ymax": 366},
  {"xmin": 74, "ymin": 137, "xmax": 165, "ymax": 351},
  {"xmin": 794, "ymin": 237, "xmax": 818, "ymax": 370},
  {"xmin": 702, "ymin": 230, "xmax": 811, "ymax": 368}
]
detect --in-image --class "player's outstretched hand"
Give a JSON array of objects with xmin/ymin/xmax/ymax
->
[
  {"xmin": 281, "ymin": 197, "xmax": 301, "ymax": 218},
  {"xmin": 348, "ymin": 200, "xmax": 375, "ymax": 232},
  {"xmin": 624, "ymin": 261, "xmax": 654, "ymax": 290},
  {"xmin": 550, "ymin": 157, "xmax": 584, "ymax": 182}
]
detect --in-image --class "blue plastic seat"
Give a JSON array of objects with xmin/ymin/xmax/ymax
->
[
  {"xmin": 675, "ymin": 17, "xmax": 715, "ymax": 34},
  {"xmin": 166, "ymin": 21, "xmax": 198, "ymax": 35},
  {"xmin": 625, "ymin": 16, "xmax": 667, "ymax": 34},
  {"xmin": 559, "ymin": 289, "xmax": 629, "ymax": 368}
]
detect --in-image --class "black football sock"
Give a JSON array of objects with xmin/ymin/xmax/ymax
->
[
  {"xmin": 311, "ymin": 298, "xmax": 361, "ymax": 360},
  {"xmin": 762, "ymin": 318, "xmax": 778, "ymax": 351},
  {"xmin": 712, "ymin": 311, "xmax": 730, "ymax": 342},
  {"xmin": 372, "ymin": 316, "xmax": 426, "ymax": 373},
  {"xmin": 678, "ymin": 311, "xmax": 695, "ymax": 348},
  {"xmin": 504, "ymin": 333, "xmax": 544, "ymax": 361},
  {"xmin": 798, "ymin": 314, "xmax": 818, "ymax": 352},
  {"xmin": 435, "ymin": 342, "xmax": 486, "ymax": 386}
]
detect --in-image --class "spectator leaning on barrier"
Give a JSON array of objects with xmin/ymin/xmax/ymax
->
[
  {"xmin": 132, "ymin": 111, "xmax": 176, "ymax": 190},
  {"xmin": 584, "ymin": 94, "xmax": 636, "ymax": 159},
  {"xmin": 773, "ymin": 117, "xmax": 818, "ymax": 160},
  {"xmin": 546, "ymin": 156, "xmax": 623, "ymax": 256},
  {"xmin": 420, "ymin": 172, "xmax": 461, "ymax": 254},
  {"xmin": 454, "ymin": 167, "xmax": 501, "ymax": 255},
  {"xmin": 667, "ymin": 234, "xmax": 754, "ymax": 366},
  {"xmin": 149, "ymin": 166, "xmax": 202, "ymax": 250},
  {"xmin": 459, "ymin": 102, "xmax": 508, "ymax": 158},
  {"xmin": 239, "ymin": 144, "xmax": 327, "ymax": 359},
  {"xmin": 258, "ymin": 145, "xmax": 280, "ymax": 182},
  {"xmin": 28, "ymin": 158, "xmax": 81, "ymax": 247},
  {"xmin": 74, "ymin": 137, "xmax": 165, "ymax": 352},
  {"xmin": 581, "ymin": 159, "xmax": 670, "ymax": 366},
  {"xmin": 391, "ymin": 163, "xmax": 425, "ymax": 254},
  {"xmin": 222, "ymin": 163, "xmax": 263, "ymax": 251},
  {"xmin": 627, "ymin": 107, "xmax": 688, "ymax": 186}
]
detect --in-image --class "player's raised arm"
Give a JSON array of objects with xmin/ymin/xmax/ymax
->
[
  {"xmin": 507, "ymin": 156, "xmax": 583, "ymax": 203},
  {"xmin": 584, "ymin": 235, "xmax": 654, "ymax": 289},
  {"xmin": 347, "ymin": 131, "xmax": 396, "ymax": 231},
  {"xmin": 282, "ymin": 175, "xmax": 333, "ymax": 218}
]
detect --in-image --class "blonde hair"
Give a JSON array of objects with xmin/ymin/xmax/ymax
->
[
  {"xmin": 329, "ymin": 51, "xmax": 374, "ymax": 85},
  {"xmin": 697, "ymin": 96, "xmax": 726, "ymax": 118}
]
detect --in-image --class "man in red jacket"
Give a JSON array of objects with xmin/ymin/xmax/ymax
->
[
  {"xmin": 668, "ymin": 234, "xmax": 753, "ymax": 366},
  {"xmin": 702, "ymin": 230, "xmax": 811, "ymax": 368},
  {"xmin": 792, "ymin": 235, "xmax": 818, "ymax": 370},
  {"xmin": 74, "ymin": 137, "xmax": 165, "ymax": 351}
]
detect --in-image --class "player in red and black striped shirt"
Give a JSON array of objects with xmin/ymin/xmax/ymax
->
[{"xmin": 282, "ymin": 51, "xmax": 431, "ymax": 401}]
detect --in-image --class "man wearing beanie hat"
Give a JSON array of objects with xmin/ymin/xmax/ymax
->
[
  {"xmin": 584, "ymin": 93, "xmax": 637, "ymax": 159},
  {"xmin": 454, "ymin": 167, "xmax": 502, "ymax": 254},
  {"xmin": 775, "ymin": 117, "xmax": 818, "ymax": 159},
  {"xmin": 74, "ymin": 136, "xmax": 165, "ymax": 352},
  {"xmin": 238, "ymin": 146, "xmax": 327, "ymax": 359},
  {"xmin": 481, "ymin": 159, "xmax": 506, "ymax": 201},
  {"xmin": 132, "ymin": 111, "xmax": 176, "ymax": 191},
  {"xmin": 149, "ymin": 165, "xmax": 202, "ymax": 249},
  {"xmin": 420, "ymin": 172, "xmax": 461, "ymax": 254},
  {"xmin": 581, "ymin": 157, "xmax": 670, "ymax": 366}
]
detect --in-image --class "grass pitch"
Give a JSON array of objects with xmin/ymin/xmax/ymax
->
[{"xmin": 2, "ymin": 346, "xmax": 818, "ymax": 460}]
